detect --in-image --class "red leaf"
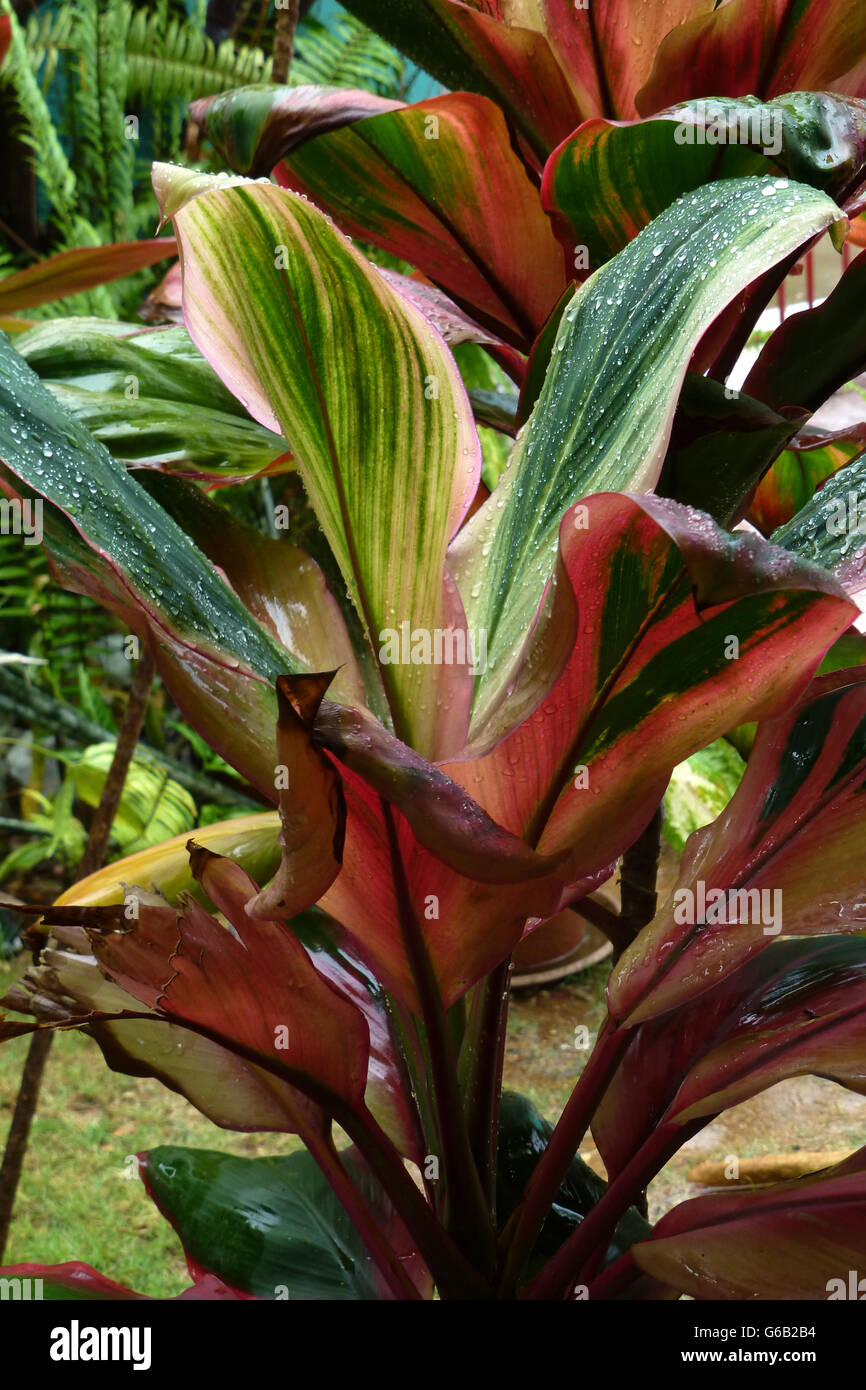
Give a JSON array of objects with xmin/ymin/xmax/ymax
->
[
  {"xmin": 632, "ymin": 1149, "xmax": 866, "ymax": 1299},
  {"xmin": 0, "ymin": 240, "xmax": 178, "ymax": 313},
  {"xmin": 638, "ymin": 0, "xmax": 866, "ymax": 114}
]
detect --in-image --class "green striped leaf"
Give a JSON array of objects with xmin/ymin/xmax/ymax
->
[
  {"xmin": 166, "ymin": 173, "xmax": 481, "ymax": 759},
  {"xmin": 543, "ymin": 94, "xmax": 866, "ymax": 276},
  {"xmin": 448, "ymin": 175, "xmax": 846, "ymax": 732},
  {"xmin": 0, "ymin": 331, "xmax": 293, "ymax": 794},
  {"xmin": 16, "ymin": 317, "xmax": 289, "ymax": 481},
  {"xmin": 47, "ymin": 385, "xmax": 289, "ymax": 481},
  {"xmin": 772, "ymin": 450, "xmax": 866, "ymax": 596}
]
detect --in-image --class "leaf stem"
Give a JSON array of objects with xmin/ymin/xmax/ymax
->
[
  {"xmin": 301, "ymin": 1125, "xmax": 423, "ymax": 1300},
  {"xmin": 585, "ymin": 1248, "xmax": 643, "ymax": 1301},
  {"xmin": 498, "ymin": 1021, "xmax": 628, "ymax": 1293},
  {"xmin": 380, "ymin": 798, "xmax": 498, "ymax": 1279},
  {"xmin": 521, "ymin": 1121, "xmax": 686, "ymax": 1299},
  {"xmin": 459, "ymin": 955, "xmax": 512, "ymax": 1218}
]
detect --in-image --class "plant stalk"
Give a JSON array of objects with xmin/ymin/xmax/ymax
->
[
  {"xmin": 585, "ymin": 1248, "xmax": 643, "ymax": 1301},
  {"xmin": 271, "ymin": 0, "xmax": 299, "ymax": 83},
  {"xmin": 459, "ymin": 955, "xmax": 512, "ymax": 1218},
  {"xmin": 380, "ymin": 799, "xmax": 498, "ymax": 1279},
  {"xmin": 498, "ymin": 1021, "xmax": 628, "ymax": 1294},
  {"xmin": 522, "ymin": 1121, "xmax": 688, "ymax": 1299},
  {"xmin": 302, "ymin": 1126, "xmax": 422, "ymax": 1300},
  {"xmin": 618, "ymin": 801, "xmax": 664, "ymax": 954},
  {"xmin": 0, "ymin": 645, "xmax": 156, "ymax": 1259}
]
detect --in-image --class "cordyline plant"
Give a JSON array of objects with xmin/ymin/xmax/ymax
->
[{"xmin": 3, "ymin": 0, "xmax": 866, "ymax": 1302}]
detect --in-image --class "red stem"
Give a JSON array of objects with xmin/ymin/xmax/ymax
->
[
  {"xmin": 301, "ymin": 1125, "xmax": 422, "ymax": 1300},
  {"xmin": 585, "ymin": 1248, "xmax": 642, "ymax": 1301},
  {"xmin": 521, "ymin": 1121, "xmax": 684, "ymax": 1300},
  {"xmin": 459, "ymin": 955, "xmax": 512, "ymax": 1217},
  {"xmin": 379, "ymin": 799, "xmax": 497, "ymax": 1279},
  {"xmin": 498, "ymin": 1022, "xmax": 629, "ymax": 1293}
]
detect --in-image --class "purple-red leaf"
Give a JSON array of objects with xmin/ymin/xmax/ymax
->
[
  {"xmin": 637, "ymin": 0, "xmax": 866, "ymax": 115},
  {"xmin": 632, "ymin": 1149, "xmax": 866, "ymax": 1299},
  {"xmin": 190, "ymin": 84, "xmax": 403, "ymax": 175},
  {"xmin": 610, "ymin": 670, "xmax": 866, "ymax": 1027}
]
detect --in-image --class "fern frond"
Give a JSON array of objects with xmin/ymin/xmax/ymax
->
[
  {"xmin": 21, "ymin": 6, "xmax": 76, "ymax": 91},
  {"xmin": 293, "ymin": 12, "xmax": 406, "ymax": 95},
  {"xmin": 124, "ymin": 6, "xmax": 272, "ymax": 104},
  {"xmin": 73, "ymin": 0, "xmax": 135, "ymax": 243},
  {"xmin": 0, "ymin": 0, "xmax": 78, "ymax": 239}
]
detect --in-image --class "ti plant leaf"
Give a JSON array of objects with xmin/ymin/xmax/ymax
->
[
  {"xmin": 449, "ymin": 175, "xmax": 847, "ymax": 727},
  {"xmin": 189, "ymin": 84, "xmax": 403, "ymax": 175},
  {"xmin": 772, "ymin": 449, "xmax": 866, "ymax": 597},
  {"xmin": 631, "ymin": 1147, "xmax": 866, "ymax": 1300},
  {"xmin": 748, "ymin": 424, "xmax": 866, "ymax": 534},
  {"xmin": 544, "ymin": 93, "xmax": 866, "ymax": 275},
  {"xmin": 658, "ymin": 373, "xmax": 807, "ymax": 526},
  {"xmin": 140, "ymin": 1144, "xmax": 430, "ymax": 1300},
  {"xmin": 15, "ymin": 317, "xmax": 290, "ymax": 482},
  {"xmin": 637, "ymin": 0, "xmax": 866, "ymax": 115},
  {"xmin": 596, "ymin": 934, "xmax": 866, "ymax": 1181},
  {"xmin": 272, "ymin": 93, "xmax": 567, "ymax": 347},
  {"xmin": 609, "ymin": 669, "xmax": 866, "ymax": 1026},
  {"xmin": 158, "ymin": 168, "xmax": 482, "ymax": 760},
  {"xmin": 0, "ymin": 329, "xmax": 318, "ymax": 795},
  {"xmin": 744, "ymin": 246, "xmax": 866, "ymax": 415},
  {"xmin": 0, "ymin": 240, "xmax": 178, "ymax": 314}
]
